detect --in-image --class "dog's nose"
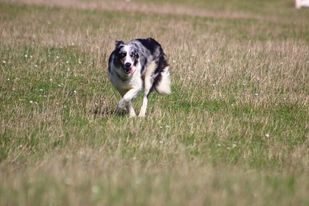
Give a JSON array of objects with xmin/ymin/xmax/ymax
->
[{"xmin": 125, "ymin": 62, "xmax": 131, "ymax": 68}]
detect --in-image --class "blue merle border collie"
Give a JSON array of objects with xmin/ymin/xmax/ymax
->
[{"xmin": 108, "ymin": 38, "xmax": 171, "ymax": 117}]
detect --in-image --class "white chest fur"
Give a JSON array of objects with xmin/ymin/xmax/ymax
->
[{"xmin": 109, "ymin": 62, "xmax": 143, "ymax": 95}]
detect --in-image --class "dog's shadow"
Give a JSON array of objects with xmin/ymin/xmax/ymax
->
[{"xmin": 92, "ymin": 105, "xmax": 127, "ymax": 118}]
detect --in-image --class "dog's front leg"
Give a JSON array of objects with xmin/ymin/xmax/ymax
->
[
  {"xmin": 117, "ymin": 88, "xmax": 140, "ymax": 117},
  {"xmin": 138, "ymin": 61, "xmax": 156, "ymax": 117},
  {"xmin": 138, "ymin": 95, "xmax": 148, "ymax": 117},
  {"xmin": 138, "ymin": 80, "xmax": 152, "ymax": 117},
  {"xmin": 126, "ymin": 101, "xmax": 136, "ymax": 117}
]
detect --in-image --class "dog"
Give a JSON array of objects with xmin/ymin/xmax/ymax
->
[
  {"xmin": 295, "ymin": 0, "xmax": 309, "ymax": 8},
  {"xmin": 108, "ymin": 37, "xmax": 171, "ymax": 117}
]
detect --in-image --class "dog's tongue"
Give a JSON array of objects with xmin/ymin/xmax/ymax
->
[{"xmin": 127, "ymin": 67, "xmax": 134, "ymax": 74}]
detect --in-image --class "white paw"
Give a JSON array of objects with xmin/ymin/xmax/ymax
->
[
  {"xmin": 117, "ymin": 99, "xmax": 126, "ymax": 109},
  {"xmin": 138, "ymin": 113, "xmax": 146, "ymax": 117},
  {"xmin": 129, "ymin": 113, "xmax": 137, "ymax": 118}
]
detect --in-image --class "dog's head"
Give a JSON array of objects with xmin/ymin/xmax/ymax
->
[{"xmin": 113, "ymin": 40, "xmax": 139, "ymax": 76}]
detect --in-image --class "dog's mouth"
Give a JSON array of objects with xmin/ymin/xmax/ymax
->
[{"xmin": 124, "ymin": 67, "xmax": 134, "ymax": 75}]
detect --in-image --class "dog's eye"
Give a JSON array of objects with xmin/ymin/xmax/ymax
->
[
  {"xmin": 119, "ymin": 52, "xmax": 126, "ymax": 58},
  {"xmin": 131, "ymin": 51, "xmax": 139, "ymax": 58}
]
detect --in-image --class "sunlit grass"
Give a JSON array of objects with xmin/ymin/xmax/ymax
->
[{"xmin": 0, "ymin": 1, "xmax": 308, "ymax": 205}]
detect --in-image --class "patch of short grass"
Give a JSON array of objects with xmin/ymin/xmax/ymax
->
[{"xmin": 0, "ymin": 1, "xmax": 308, "ymax": 205}]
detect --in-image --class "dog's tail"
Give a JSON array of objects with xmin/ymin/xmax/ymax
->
[{"xmin": 155, "ymin": 66, "xmax": 171, "ymax": 95}]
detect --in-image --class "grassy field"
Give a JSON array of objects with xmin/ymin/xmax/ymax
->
[{"xmin": 0, "ymin": 0, "xmax": 308, "ymax": 205}]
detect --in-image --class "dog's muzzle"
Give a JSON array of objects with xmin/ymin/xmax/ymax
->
[{"xmin": 124, "ymin": 62, "xmax": 133, "ymax": 74}]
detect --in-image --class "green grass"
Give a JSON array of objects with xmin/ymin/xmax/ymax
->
[{"xmin": 0, "ymin": 0, "xmax": 309, "ymax": 205}]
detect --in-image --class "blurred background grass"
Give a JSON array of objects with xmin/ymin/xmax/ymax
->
[{"xmin": 0, "ymin": 0, "xmax": 308, "ymax": 205}]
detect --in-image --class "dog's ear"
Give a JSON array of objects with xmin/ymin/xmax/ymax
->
[{"xmin": 115, "ymin": 40, "xmax": 124, "ymax": 48}]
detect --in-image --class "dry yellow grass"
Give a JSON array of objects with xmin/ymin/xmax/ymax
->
[{"xmin": 0, "ymin": 0, "xmax": 308, "ymax": 205}]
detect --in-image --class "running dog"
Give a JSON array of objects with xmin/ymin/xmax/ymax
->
[{"xmin": 108, "ymin": 38, "xmax": 171, "ymax": 117}]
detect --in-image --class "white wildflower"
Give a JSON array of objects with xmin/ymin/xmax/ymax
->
[{"xmin": 91, "ymin": 185, "xmax": 100, "ymax": 194}]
